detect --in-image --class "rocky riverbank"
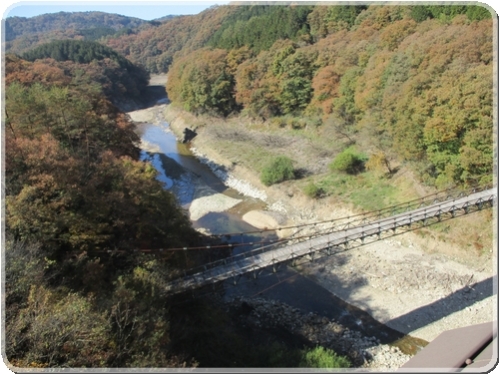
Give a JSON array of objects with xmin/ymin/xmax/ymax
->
[
  {"xmin": 225, "ymin": 297, "xmax": 412, "ymax": 370},
  {"xmin": 190, "ymin": 146, "xmax": 268, "ymax": 201}
]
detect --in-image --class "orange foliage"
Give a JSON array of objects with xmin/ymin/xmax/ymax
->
[
  {"xmin": 5, "ymin": 55, "xmax": 70, "ymax": 87},
  {"xmin": 309, "ymin": 66, "xmax": 341, "ymax": 115}
]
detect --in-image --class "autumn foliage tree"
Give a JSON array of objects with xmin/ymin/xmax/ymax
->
[
  {"xmin": 5, "ymin": 75, "xmax": 196, "ymax": 254},
  {"xmin": 5, "ymin": 54, "xmax": 202, "ymax": 368},
  {"xmin": 165, "ymin": 5, "xmax": 492, "ymax": 188},
  {"xmin": 167, "ymin": 48, "xmax": 238, "ymax": 116}
]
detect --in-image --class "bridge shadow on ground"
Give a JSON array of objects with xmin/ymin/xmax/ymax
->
[
  {"xmin": 385, "ymin": 276, "xmax": 495, "ymax": 334},
  {"xmin": 219, "ymin": 247, "xmax": 495, "ymax": 353},
  {"xmin": 295, "ymin": 250, "xmax": 495, "ymax": 343},
  {"xmin": 221, "ymin": 263, "xmax": 409, "ymax": 347}
]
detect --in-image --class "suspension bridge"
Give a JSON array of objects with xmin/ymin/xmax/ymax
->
[{"xmin": 163, "ymin": 186, "xmax": 496, "ymax": 296}]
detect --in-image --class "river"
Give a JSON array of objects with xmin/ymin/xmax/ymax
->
[{"xmin": 130, "ymin": 97, "xmax": 425, "ymax": 354}]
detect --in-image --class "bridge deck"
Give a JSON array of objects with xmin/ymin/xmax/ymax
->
[{"xmin": 165, "ymin": 188, "xmax": 496, "ymax": 295}]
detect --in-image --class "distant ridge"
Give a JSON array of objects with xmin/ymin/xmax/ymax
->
[{"xmin": 4, "ymin": 11, "xmax": 148, "ymax": 41}]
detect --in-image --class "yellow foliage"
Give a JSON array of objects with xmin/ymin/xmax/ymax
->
[{"xmin": 366, "ymin": 152, "xmax": 392, "ymax": 176}]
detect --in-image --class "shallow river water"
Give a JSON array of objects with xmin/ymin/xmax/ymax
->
[{"xmin": 135, "ymin": 109, "xmax": 424, "ymax": 353}]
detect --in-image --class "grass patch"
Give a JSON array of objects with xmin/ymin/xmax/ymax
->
[
  {"xmin": 349, "ymin": 183, "xmax": 399, "ymax": 212},
  {"xmin": 208, "ymin": 137, "xmax": 274, "ymax": 172},
  {"xmin": 317, "ymin": 171, "xmax": 403, "ymax": 212}
]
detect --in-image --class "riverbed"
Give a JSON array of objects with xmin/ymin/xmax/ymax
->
[
  {"xmin": 128, "ymin": 102, "xmax": 427, "ymax": 361},
  {"xmin": 127, "ymin": 77, "xmax": 496, "ymax": 368},
  {"xmin": 131, "ymin": 105, "xmax": 267, "ymax": 235},
  {"xmin": 161, "ymin": 103, "xmax": 496, "ymax": 343}
]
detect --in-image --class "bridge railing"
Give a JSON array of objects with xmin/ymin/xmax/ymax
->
[
  {"xmin": 212, "ymin": 184, "xmax": 492, "ymax": 240},
  {"xmin": 283, "ymin": 184, "xmax": 494, "ymax": 240},
  {"xmin": 169, "ymin": 184, "xmax": 494, "ymax": 281},
  {"xmin": 204, "ymin": 184, "xmax": 493, "ymax": 254},
  {"xmin": 165, "ymin": 188, "xmax": 496, "ymax": 293}
]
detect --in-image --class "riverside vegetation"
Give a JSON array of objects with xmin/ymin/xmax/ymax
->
[{"xmin": 3, "ymin": 3, "xmax": 494, "ymax": 369}]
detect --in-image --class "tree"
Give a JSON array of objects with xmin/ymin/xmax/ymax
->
[
  {"xmin": 332, "ymin": 67, "xmax": 362, "ymax": 125},
  {"xmin": 167, "ymin": 48, "xmax": 237, "ymax": 116},
  {"xmin": 6, "ymin": 285, "xmax": 111, "ymax": 367},
  {"xmin": 309, "ymin": 65, "xmax": 341, "ymax": 115},
  {"xmin": 466, "ymin": 5, "xmax": 492, "ymax": 21},
  {"xmin": 366, "ymin": 151, "xmax": 393, "ymax": 176},
  {"xmin": 276, "ymin": 50, "xmax": 317, "ymax": 114},
  {"xmin": 234, "ymin": 41, "xmax": 292, "ymax": 118}
]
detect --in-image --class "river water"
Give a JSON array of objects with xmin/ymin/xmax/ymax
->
[
  {"xmin": 133, "ymin": 100, "xmax": 424, "ymax": 353},
  {"xmin": 137, "ymin": 121, "xmax": 266, "ymax": 235}
]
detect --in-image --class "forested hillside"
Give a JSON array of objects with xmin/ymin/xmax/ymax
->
[
  {"xmin": 10, "ymin": 40, "xmax": 149, "ymax": 109},
  {"xmin": 4, "ymin": 11, "xmax": 148, "ymax": 40},
  {"xmin": 4, "ymin": 53, "xmax": 205, "ymax": 367},
  {"xmin": 165, "ymin": 4, "xmax": 493, "ymax": 189},
  {"xmin": 20, "ymin": 40, "xmax": 149, "ymax": 102},
  {"xmin": 4, "ymin": 11, "xmax": 159, "ymax": 55},
  {"xmin": 207, "ymin": 5, "xmax": 317, "ymax": 51},
  {"xmin": 102, "ymin": 5, "xmax": 239, "ymax": 72}
]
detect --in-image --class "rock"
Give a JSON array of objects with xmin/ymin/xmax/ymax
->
[
  {"xmin": 194, "ymin": 227, "xmax": 213, "ymax": 236},
  {"xmin": 182, "ymin": 127, "xmax": 197, "ymax": 143},
  {"xmin": 190, "ymin": 147, "xmax": 267, "ymax": 200},
  {"xmin": 189, "ymin": 193, "xmax": 241, "ymax": 221},
  {"xmin": 242, "ymin": 210, "xmax": 285, "ymax": 230}
]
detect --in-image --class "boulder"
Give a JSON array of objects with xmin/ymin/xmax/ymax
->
[
  {"xmin": 242, "ymin": 210, "xmax": 286, "ymax": 230},
  {"xmin": 182, "ymin": 127, "xmax": 197, "ymax": 143}
]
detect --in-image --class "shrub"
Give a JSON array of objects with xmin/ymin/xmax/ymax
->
[
  {"xmin": 303, "ymin": 182, "xmax": 324, "ymax": 198},
  {"xmin": 299, "ymin": 346, "xmax": 351, "ymax": 369},
  {"xmin": 260, "ymin": 156, "xmax": 295, "ymax": 186},
  {"xmin": 329, "ymin": 147, "xmax": 367, "ymax": 174}
]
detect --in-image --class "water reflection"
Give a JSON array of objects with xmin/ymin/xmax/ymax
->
[
  {"xmin": 141, "ymin": 152, "xmax": 174, "ymax": 189},
  {"xmin": 138, "ymin": 122, "xmax": 264, "ymax": 233},
  {"xmin": 140, "ymin": 124, "xmax": 227, "ymax": 193}
]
